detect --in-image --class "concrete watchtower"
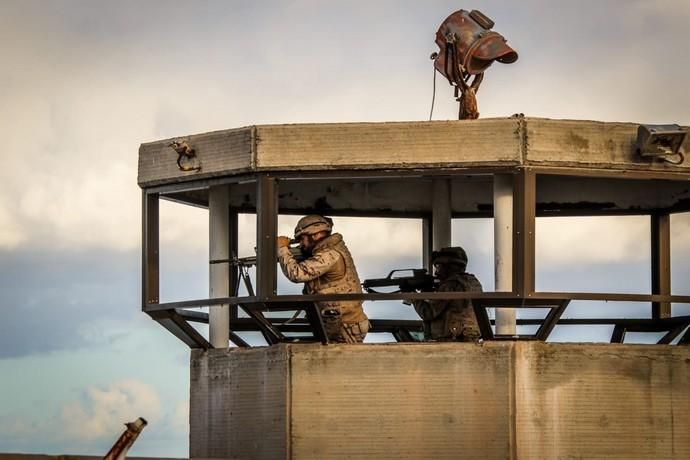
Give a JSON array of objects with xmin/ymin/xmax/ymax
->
[{"xmin": 138, "ymin": 116, "xmax": 690, "ymax": 459}]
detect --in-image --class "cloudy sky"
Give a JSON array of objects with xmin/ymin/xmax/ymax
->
[{"xmin": 1, "ymin": 0, "xmax": 690, "ymax": 456}]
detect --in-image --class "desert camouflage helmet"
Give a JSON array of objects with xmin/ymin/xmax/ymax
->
[
  {"xmin": 294, "ymin": 214, "xmax": 333, "ymax": 238},
  {"xmin": 432, "ymin": 246, "xmax": 468, "ymax": 268}
]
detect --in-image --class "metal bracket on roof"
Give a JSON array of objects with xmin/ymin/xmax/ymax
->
[{"xmin": 169, "ymin": 139, "xmax": 202, "ymax": 172}]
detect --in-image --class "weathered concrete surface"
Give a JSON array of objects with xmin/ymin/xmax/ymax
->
[
  {"xmin": 190, "ymin": 346, "xmax": 289, "ymax": 459},
  {"xmin": 190, "ymin": 342, "xmax": 690, "ymax": 459},
  {"xmin": 289, "ymin": 343, "xmax": 511, "ymax": 459},
  {"xmin": 138, "ymin": 117, "xmax": 690, "ymax": 187},
  {"xmin": 515, "ymin": 344, "xmax": 690, "ymax": 459}
]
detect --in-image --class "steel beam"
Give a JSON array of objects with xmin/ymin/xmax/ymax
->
[
  {"xmin": 163, "ymin": 307, "xmax": 690, "ymax": 347},
  {"xmin": 651, "ymin": 212, "xmax": 671, "ymax": 319},
  {"xmin": 473, "ymin": 303, "xmax": 494, "ymax": 340},
  {"xmin": 230, "ymin": 209, "xmax": 239, "ymax": 320},
  {"xmin": 142, "ymin": 191, "xmax": 159, "ymax": 308},
  {"xmin": 150, "ymin": 310, "xmax": 212, "ymax": 349},
  {"xmin": 229, "ymin": 332, "xmax": 250, "ymax": 348},
  {"xmin": 611, "ymin": 325, "xmax": 626, "ymax": 343},
  {"xmin": 657, "ymin": 322, "xmax": 690, "ymax": 345},
  {"xmin": 422, "ymin": 215, "xmax": 433, "ymax": 273},
  {"xmin": 679, "ymin": 326, "xmax": 690, "ymax": 345},
  {"xmin": 535, "ymin": 300, "xmax": 570, "ymax": 341},
  {"xmin": 239, "ymin": 305, "xmax": 284, "ymax": 345},
  {"xmin": 174, "ymin": 309, "xmax": 208, "ymax": 323},
  {"xmin": 527, "ymin": 166, "xmax": 690, "ymax": 181},
  {"xmin": 303, "ymin": 302, "xmax": 328, "ymax": 345},
  {"xmin": 391, "ymin": 328, "xmax": 418, "ymax": 342},
  {"xmin": 143, "ymin": 292, "xmax": 690, "ymax": 313},
  {"xmin": 256, "ymin": 175, "xmax": 278, "ymax": 298},
  {"xmin": 513, "ymin": 169, "xmax": 536, "ymax": 297}
]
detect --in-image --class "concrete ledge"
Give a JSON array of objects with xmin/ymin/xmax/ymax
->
[
  {"xmin": 190, "ymin": 342, "xmax": 690, "ymax": 459},
  {"xmin": 139, "ymin": 118, "xmax": 690, "ymax": 187}
]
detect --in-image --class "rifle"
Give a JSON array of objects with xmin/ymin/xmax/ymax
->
[{"xmin": 362, "ymin": 269, "xmax": 438, "ymax": 294}]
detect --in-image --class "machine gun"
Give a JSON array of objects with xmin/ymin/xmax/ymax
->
[
  {"xmin": 223, "ymin": 246, "xmax": 305, "ymax": 268},
  {"xmin": 362, "ymin": 269, "xmax": 438, "ymax": 294},
  {"xmin": 211, "ymin": 247, "xmax": 305, "ymax": 296}
]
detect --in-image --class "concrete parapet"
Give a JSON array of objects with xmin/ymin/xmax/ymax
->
[
  {"xmin": 138, "ymin": 118, "xmax": 690, "ymax": 188},
  {"xmin": 190, "ymin": 342, "xmax": 690, "ymax": 459}
]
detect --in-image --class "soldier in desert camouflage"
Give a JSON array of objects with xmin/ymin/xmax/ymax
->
[
  {"xmin": 277, "ymin": 215, "xmax": 369, "ymax": 343},
  {"xmin": 413, "ymin": 246, "xmax": 483, "ymax": 342}
]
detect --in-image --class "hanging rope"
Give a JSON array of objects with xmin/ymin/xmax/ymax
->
[{"xmin": 429, "ymin": 52, "xmax": 439, "ymax": 121}]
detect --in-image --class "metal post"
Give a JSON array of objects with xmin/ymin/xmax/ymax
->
[
  {"xmin": 513, "ymin": 170, "xmax": 536, "ymax": 296},
  {"xmin": 229, "ymin": 209, "xmax": 239, "ymax": 319},
  {"xmin": 422, "ymin": 215, "xmax": 433, "ymax": 273},
  {"xmin": 142, "ymin": 191, "xmax": 159, "ymax": 309},
  {"xmin": 257, "ymin": 175, "xmax": 278, "ymax": 298},
  {"xmin": 432, "ymin": 179, "xmax": 451, "ymax": 250},
  {"xmin": 209, "ymin": 185, "xmax": 230, "ymax": 348},
  {"xmin": 494, "ymin": 174, "xmax": 515, "ymax": 335},
  {"xmin": 651, "ymin": 212, "xmax": 671, "ymax": 319}
]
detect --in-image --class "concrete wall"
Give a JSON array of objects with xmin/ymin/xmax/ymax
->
[
  {"xmin": 514, "ymin": 344, "xmax": 690, "ymax": 459},
  {"xmin": 190, "ymin": 346, "xmax": 289, "ymax": 459},
  {"xmin": 190, "ymin": 342, "xmax": 690, "ymax": 460}
]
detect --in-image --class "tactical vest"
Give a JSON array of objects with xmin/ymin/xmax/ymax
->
[
  {"xmin": 304, "ymin": 234, "xmax": 367, "ymax": 324},
  {"xmin": 429, "ymin": 272, "xmax": 482, "ymax": 340}
]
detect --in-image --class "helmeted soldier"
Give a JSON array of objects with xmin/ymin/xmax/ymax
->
[
  {"xmin": 413, "ymin": 246, "xmax": 482, "ymax": 341},
  {"xmin": 276, "ymin": 215, "xmax": 369, "ymax": 343}
]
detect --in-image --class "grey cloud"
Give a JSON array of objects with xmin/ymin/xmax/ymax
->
[
  {"xmin": 0, "ymin": 245, "xmax": 214, "ymax": 358},
  {"xmin": 0, "ymin": 249, "xmax": 140, "ymax": 358}
]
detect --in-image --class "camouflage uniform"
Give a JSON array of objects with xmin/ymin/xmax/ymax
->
[
  {"xmin": 277, "ymin": 233, "xmax": 369, "ymax": 343},
  {"xmin": 413, "ymin": 257, "xmax": 482, "ymax": 342}
]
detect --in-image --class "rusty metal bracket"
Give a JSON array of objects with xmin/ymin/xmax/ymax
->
[{"xmin": 169, "ymin": 139, "xmax": 202, "ymax": 172}]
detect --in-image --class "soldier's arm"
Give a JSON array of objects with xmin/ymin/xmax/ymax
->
[
  {"xmin": 277, "ymin": 246, "xmax": 340, "ymax": 282},
  {"xmin": 413, "ymin": 299, "xmax": 451, "ymax": 321},
  {"xmin": 413, "ymin": 300, "xmax": 434, "ymax": 320},
  {"xmin": 414, "ymin": 279, "xmax": 460, "ymax": 320}
]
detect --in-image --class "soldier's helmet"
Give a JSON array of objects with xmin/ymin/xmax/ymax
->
[
  {"xmin": 432, "ymin": 246, "xmax": 468, "ymax": 270},
  {"xmin": 294, "ymin": 215, "xmax": 333, "ymax": 238}
]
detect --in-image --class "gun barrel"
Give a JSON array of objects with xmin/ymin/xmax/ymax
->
[
  {"xmin": 209, "ymin": 256, "xmax": 257, "ymax": 266},
  {"xmin": 362, "ymin": 269, "xmax": 436, "ymax": 293},
  {"xmin": 210, "ymin": 246, "xmax": 303, "ymax": 268}
]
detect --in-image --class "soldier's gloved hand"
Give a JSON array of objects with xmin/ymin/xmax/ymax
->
[{"xmin": 276, "ymin": 236, "xmax": 291, "ymax": 248}]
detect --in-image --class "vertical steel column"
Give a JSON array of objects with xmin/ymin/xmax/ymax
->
[
  {"xmin": 229, "ymin": 209, "xmax": 239, "ymax": 320},
  {"xmin": 256, "ymin": 175, "xmax": 278, "ymax": 299},
  {"xmin": 209, "ymin": 185, "xmax": 230, "ymax": 348},
  {"xmin": 513, "ymin": 169, "xmax": 536, "ymax": 297},
  {"xmin": 493, "ymin": 174, "xmax": 515, "ymax": 335},
  {"xmin": 432, "ymin": 179, "xmax": 452, "ymax": 250},
  {"xmin": 651, "ymin": 212, "xmax": 671, "ymax": 319},
  {"xmin": 142, "ymin": 191, "xmax": 159, "ymax": 309},
  {"xmin": 422, "ymin": 215, "xmax": 433, "ymax": 273}
]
